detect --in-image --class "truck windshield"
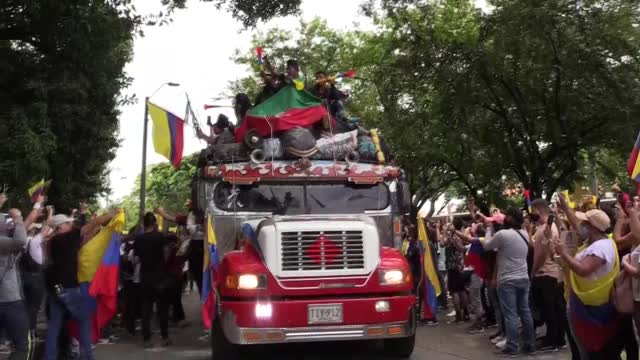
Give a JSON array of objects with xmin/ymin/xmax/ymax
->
[{"xmin": 214, "ymin": 182, "xmax": 390, "ymax": 215}]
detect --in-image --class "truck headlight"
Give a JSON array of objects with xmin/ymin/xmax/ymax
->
[
  {"xmin": 379, "ymin": 269, "xmax": 406, "ymax": 285},
  {"xmin": 226, "ymin": 274, "xmax": 268, "ymax": 290}
]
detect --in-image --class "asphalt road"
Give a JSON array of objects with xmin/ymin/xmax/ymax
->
[{"xmin": 87, "ymin": 292, "xmax": 570, "ymax": 360}]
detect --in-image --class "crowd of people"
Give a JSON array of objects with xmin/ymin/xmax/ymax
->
[
  {"xmin": 0, "ymin": 190, "xmax": 207, "ymax": 359},
  {"xmin": 406, "ymin": 192, "xmax": 640, "ymax": 358}
]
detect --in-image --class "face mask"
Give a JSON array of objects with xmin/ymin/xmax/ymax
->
[
  {"xmin": 578, "ymin": 224, "xmax": 590, "ymax": 239},
  {"xmin": 529, "ymin": 213, "xmax": 540, "ymax": 223}
]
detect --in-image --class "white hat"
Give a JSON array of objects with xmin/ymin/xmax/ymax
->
[
  {"xmin": 575, "ymin": 210, "xmax": 611, "ymax": 232},
  {"xmin": 50, "ymin": 214, "xmax": 74, "ymax": 227}
]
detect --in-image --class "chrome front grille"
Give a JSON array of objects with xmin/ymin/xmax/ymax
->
[{"xmin": 280, "ymin": 230, "xmax": 365, "ymax": 271}]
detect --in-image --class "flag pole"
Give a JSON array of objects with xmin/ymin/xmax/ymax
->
[{"xmin": 139, "ymin": 97, "xmax": 149, "ymax": 224}]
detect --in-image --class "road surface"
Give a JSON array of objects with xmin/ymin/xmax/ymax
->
[{"xmin": 88, "ymin": 292, "xmax": 570, "ymax": 360}]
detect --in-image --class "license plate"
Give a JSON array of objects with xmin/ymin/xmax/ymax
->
[{"xmin": 308, "ymin": 304, "xmax": 343, "ymax": 324}]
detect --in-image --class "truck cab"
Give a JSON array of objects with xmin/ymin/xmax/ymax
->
[{"xmin": 195, "ymin": 159, "xmax": 416, "ymax": 359}]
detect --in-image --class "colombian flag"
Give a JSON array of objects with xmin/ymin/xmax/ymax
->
[
  {"xmin": 27, "ymin": 179, "xmax": 51, "ymax": 203},
  {"xmin": 523, "ymin": 189, "xmax": 532, "ymax": 213},
  {"xmin": 569, "ymin": 239, "xmax": 620, "ymax": 352},
  {"xmin": 417, "ymin": 217, "xmax": 441, "ymax": 320},
  {"xmin": 202, "ymin": 215, "xmax": 220, "ymax": 329},
  {"xmin": 147, "ymin": 101, "xmax": 185, "ymax": 168},
  {"xmin": 465, "ymin": 238, "xmax": 487, "ymax": 280},
  {"xmin": 72, "ymin": 210, "xmax": 125, "ymax": 342},
  {"xmin": 628, "ymin": 131, "xmax": 640, "ymax": 183}
]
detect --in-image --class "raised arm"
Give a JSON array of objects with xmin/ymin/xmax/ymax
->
[
  {"xmin": 557, "ymin": 193, "xmax": 580, "ymax": 232},
  {"xmin": 24, "ymin": 194, "xmax": 45, "ymax": 229},
  {"xmin": 80, "ymin": 208, "xmax": 118, "ymax": 239},
  {"xmin": 155, "ymin": 207, "xmax": 177, "ymax": 223},
  {"xmin": 0, "ymin": 209, "xmax": 27, "ymax": 251}
]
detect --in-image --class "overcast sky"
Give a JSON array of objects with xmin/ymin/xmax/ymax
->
[{"xmin": 108, "ymin": 0, "xmax": 489, "ymax": 203}]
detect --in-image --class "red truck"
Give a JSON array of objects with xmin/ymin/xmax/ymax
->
[{"xmin": 194, "ymin": 158, "xmax": 416, "ymax": 359}]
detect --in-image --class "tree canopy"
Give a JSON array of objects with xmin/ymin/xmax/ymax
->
[{"xmin": 1, "ymin": 0, "xmax": 137, "ymax": 212}]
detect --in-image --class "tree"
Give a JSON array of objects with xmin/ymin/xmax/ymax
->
[
  {"xmin": 371, "ymin": 0, "xmax": 640, "ymax": 200},
  {"xmin": 117, "ymin": 153, "xmax": 198, "ymax": 228},
  {"xmin": 162, "ymin": 0, "xmax": 302, "ymax": 27},
  {"xmin": 0, "ymin": 1, "xmax": 136, "ymax": 212}
]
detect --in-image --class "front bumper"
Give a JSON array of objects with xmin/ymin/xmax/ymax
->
[
  {"xmin": 219, "ymin": 295, "xmax": 416, "ymax": 345},
  {"xmin": 221, "ymin": 316, "xmax": 414, "ymax": 345}
]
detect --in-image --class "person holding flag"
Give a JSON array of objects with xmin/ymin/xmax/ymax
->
[{"xmin": 44, "ymin": 208, "xmax": 119, "ymax": 360}]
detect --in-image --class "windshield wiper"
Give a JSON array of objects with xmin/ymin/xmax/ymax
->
[{"xmin": 309, "ymin": 194, "xmax": 326, "ymax": 208}]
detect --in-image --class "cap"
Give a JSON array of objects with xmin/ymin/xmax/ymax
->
[
  {"xmin": 575, "ymin": 209, "xmax": 610, "ymax": 232},
  {"xmin": 50, "ymin": 214, "xmax": 74, "ymax": 227}
]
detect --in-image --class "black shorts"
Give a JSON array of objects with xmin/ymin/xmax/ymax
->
[{"xmin": 447, "ymin": 269, "xmax": 466, "ymax": 293}]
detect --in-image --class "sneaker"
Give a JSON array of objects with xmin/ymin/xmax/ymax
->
[
  {"xmin": 537, "ymin": 345, "xmax": 557, "ymax": 353},
  {"xmin": 446, "ymin": 310, "xmax": 457, "ymax": 317},
  {"xmin": 489, "ymin": 332, "xmax": 503, "ymax": 341},
  {"xmin": 423, "ymin": 319, "xmax": 439, "ymax": 326},
  {"xmin": 98, "ymin": 338, "xmax": 115, "ymax": 345},
  {"xmin": 491, "ymin": 336, "xmax": 505, "ymax": 345},
  {"xmin": 466, "ymin": 325, "xmax": 485, "ymax": 334},
  {"xmin": 495, "ymin": 348, "xmax": 519, "ymax": 357},
  {"xmin": 495, "ymin": 338, "xmax": 507, "ymax": 350}
]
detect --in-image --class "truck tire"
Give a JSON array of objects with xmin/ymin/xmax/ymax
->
[
  {"xmin": 211, "ymin": 319, "xmax": 240, "ymax": 360},
  {"xmin": 383, "ymin": 334, "xmax": 416, "ymax": 359}
]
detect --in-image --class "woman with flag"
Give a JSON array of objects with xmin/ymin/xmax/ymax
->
[{"xmin": 556, "ymin": 194, "xmax": 622, "ymax": 359}]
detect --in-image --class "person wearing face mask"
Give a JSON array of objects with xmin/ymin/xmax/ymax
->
[
  {"xmin": 529, "ymin": 199, "xmax": 567, "ymax": 353},
  {"xmin": 556, "ymin": 194, "xmax": 623, "ymax": 360}
]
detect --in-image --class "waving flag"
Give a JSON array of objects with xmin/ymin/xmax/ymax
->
[
  {"xmin": 234, "ymin": 85, "xmax": 332, "ymax": 142},
  {"xmin": 417, "ymin": 216, "xmax": 441, "ymax": 320},
  {"xmin": 72, "ymin": 210, "xmax": 125, "ymax": 342},
  {"xmin": 147, "ymin": 101, "xmax": 185, "ymax": 168},
  {"xmin": 465, "ymin": 238, "xmax": 487, "ymax": 280},
  {"xmin": 202, "ymin": 215, "xmax": 220, "ymax": 329},
  {"xmin": 27, "ymin": 179, "xmax": 51, "ymax": 203},
  {"xmin": 337, "ymin": 69, "xmax": 356, "ymax": 79},
  {"xmin": 628, "ymin": 131, "xmax": 640, "ymax": 183},
  {"xmin": 256, "ymin": 47, "xmax": 264, "ymax": 71}
]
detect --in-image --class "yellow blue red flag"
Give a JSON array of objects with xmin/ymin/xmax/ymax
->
[
  {"xmin": 147, "ymin": 101, "xmax": 185, "ymax": 168},
  {"xmin": 417, "ymin": 216, "xmax": 441, "ymax": 319}
]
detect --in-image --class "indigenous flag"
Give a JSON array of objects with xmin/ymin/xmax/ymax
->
[
  {"xmin": 234, "ymin": 85, "xmax": 332, "ymax": 142},
  {"xmin": 147, "ymin": 101, "xmax": 185, "ymax": 168},
  {"xmin": 27, "ymin": 179, "xmax": 51, "ymax": 203},
  {"xmin": 72, "ymin": 210, "xmax": 125, "ymax": 342},
  {"xmin": 417, "ymin": 216, "xmax": 441, "ymax": 320},
  {"xmin": 628, "ymin": 131, "xmax": 640, "ymax": 182},
  {"xmin": 568, "ymin": 239, "xmax": 620, "ymax": 352},
  {"xmin": 465, "ymin": 238, "xmax": 487, "ymax": 280},
  {"xmin": 202, "ymin": 215, "xmax": 220, "ymax": 329}
]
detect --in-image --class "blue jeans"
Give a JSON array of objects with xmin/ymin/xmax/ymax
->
[
  {"xmin": 44, "ymin": 287, "xmax": 94, "ymax": 360},
  {"xmin": 497, "ymin": 278, "xmax": 535, "ymax": 352},
  {"xmin": 0, "ymin": 300, "xmax": 33, "ymax": 359}
]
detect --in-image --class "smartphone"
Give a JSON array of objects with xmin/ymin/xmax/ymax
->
[{"xmin": 547, "ymin": 214, "xmax": 555, "ymax": 227}]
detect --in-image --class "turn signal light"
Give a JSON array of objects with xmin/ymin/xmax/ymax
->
[
  {"xmin": 266, "ymin": 331, "xmax": 284, "ymax": 341},
  {"xmin": 367, "ymin": 327, "xmax": 385, "ymax": 336},
  {"xmin": 243, "ymin": 332, "xmax": 263, "ymax": 342},
  {"xmin": 387, "ymin": 326, "xmax": 405, "ymax": 336}
]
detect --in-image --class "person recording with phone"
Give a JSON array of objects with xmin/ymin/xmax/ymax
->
[{"xmin": 529, "ymin": 199, "xmax": 567, "ymax": 352}]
